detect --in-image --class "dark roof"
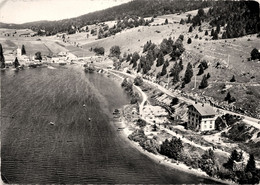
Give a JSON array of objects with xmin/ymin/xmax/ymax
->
[{"xmin": 189, "ymin": 103, "xmax": 217, "ymax": 116}]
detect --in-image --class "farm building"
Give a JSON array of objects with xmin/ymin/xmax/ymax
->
[{"xmin": 187, "ymin": 102, "xmax": 217, "ymax": 132}]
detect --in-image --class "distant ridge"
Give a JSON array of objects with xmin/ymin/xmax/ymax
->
[{"xmin": 0, "ymin": 0, "xmax": 211, "ymax": 35}]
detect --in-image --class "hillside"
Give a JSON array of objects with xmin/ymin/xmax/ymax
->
[
  {"xmin": 0, "ymin": 1, "xmax": 259, "ymax": 118},
  {"xmin": 0, "ymin": 0, "xmax": 211, "ymax": 35},
  {"xmin": 58, "ymin": 6, "xmax": 259, "ymax": 118}
]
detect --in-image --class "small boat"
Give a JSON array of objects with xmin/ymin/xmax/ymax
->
[
  {"xmin": 88, "ymin": 118, "xmax": 91, "ymax": 121},
  {"xmin": 83, "ymin": 104, "xmax": 86, "ymax": 107},
  {"xmin": 49, "ymin": 122, "xmax": 55, "ymax": 125}
]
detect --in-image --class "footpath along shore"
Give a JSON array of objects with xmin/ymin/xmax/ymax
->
[{"xmin": 103, "ymin": 68, "xmax": 235, "ymax": 185}]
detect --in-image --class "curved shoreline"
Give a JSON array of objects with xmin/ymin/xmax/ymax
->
[
  {"xmin": 2, "ymin": 64, "xmax": 232, "ymax": 184},
  {"xmin": 104, "ymin": 69, "xmax": 234, "ymax": 185}
]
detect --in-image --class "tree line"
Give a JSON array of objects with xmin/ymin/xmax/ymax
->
[{"xmin": 1, "ymin": 0, "xmax": 211, "ymax": 36}]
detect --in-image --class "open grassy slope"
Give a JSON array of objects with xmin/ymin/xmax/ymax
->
[{"xmin": 1, "ymin": 8, "xmax": 259, "ymax": 116}]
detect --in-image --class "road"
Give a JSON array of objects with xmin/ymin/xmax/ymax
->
[
  {"xmin": 103, "ymin": 69, "xmax": 148, "ymax": 117},
  {"xmin": 109, "ymin": 69, "xmax": 260, "ymax": 130}
]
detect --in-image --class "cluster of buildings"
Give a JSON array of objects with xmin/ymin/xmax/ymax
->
[
  {"xmin": 153, "ymin": 91, "xmax": 218, "ymax": 132},
  {"xmin": 4, "ymin": 47, "xmax": 78, "ymax": 66}
]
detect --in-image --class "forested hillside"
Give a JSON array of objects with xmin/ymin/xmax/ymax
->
[
  {"xmin": 191, "ymin": 1, "xmax": 260, "ymax": 39},
  {"xmin": 1, "ymin": 0, "xmax": 258, "ymax": 38},
  {"xmin": 1, "ymin": 0, "xmax": 211, "ymax": 35}
]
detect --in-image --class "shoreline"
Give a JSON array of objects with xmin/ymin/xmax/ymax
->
[
  {"xmin": 105, "ymin": 69, "xmax": 235, "ymax": 185},
  {"xmin": 2, "ymin": 63, "xmax": 235, "ymax": 184},
  {"xmin": 117, "ymin": 117, "xmax": 234, "ymax": 185}
]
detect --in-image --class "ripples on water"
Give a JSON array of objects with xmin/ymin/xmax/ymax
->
[{"xmin": 1, "ymin": 66, "xmax": 219, "ymax": 184}]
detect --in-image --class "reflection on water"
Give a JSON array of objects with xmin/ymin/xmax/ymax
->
[{"xmin": 1, "ymin": 66, "xmax": 219, "ymax": 184}]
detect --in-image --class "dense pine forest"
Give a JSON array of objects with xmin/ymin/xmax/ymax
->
[
  {"xmin": 0, "ymin": 0, "xmax": 259, "ymax": 38},
  {"xmin": 191, "ymin": 1, "xmax": 260, "ymax": 39}
]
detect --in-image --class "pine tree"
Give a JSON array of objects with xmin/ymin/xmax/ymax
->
[
  {"xmin": 251, "ymin": 48, "xmax": 260, "ymax": 60},
  {"xmin": 170, "ymin": 62, "xmax": 181, "ymax": 84},
  {"xmin": 207, "ymin": 73, "xmax": 211, "ymax": 79},
  {"xmin": 13, "ymin": 57, "xmax": 20, "ymax": 68},
  {"xmin": 197, "ymin": 64, "xmax": 204, "ymax": 75},
  {"xmin": 156, "ymin": 52, "xmax": 164, "ymax": 67},
  {"xmin": 187, "ymin": 38, "xmax": 192, "ymax": 44},
  {"xmin": 126, "ymin": 53, "xmax": 132, "ymax": 62},
  {"xmin": 131, "ymin": 52, "xmax": 140, "ymax": 66},
  {"xmin": 205, "ymin": 30, "xmax": 208, "ymax": 35},
  {"xmin": 189, "ymin": 26, "xmax": 193, "ymax": 32},
  {"xmin": 245, "ymin": 154, "xmax": 256, "ymax": 173},
  {"xmin": 216, "ymin": 24, "xmax": 221, "ymax": 34},
  {"xmin": 199, "ymin": 26, "xmax": 203, "ymax": 32},
  {"xmin": 179, "ymin": 59, "xmax": 183, "ymax": 70},
  {"xmin": 222, "ymin": 32, "xmax": 227, "ymax": 39},
  {"xmin": 213, "ymin": 31, "xmax": 218, "ymax": 40},
  {"xmin": 230, "ymin": 75, "xmax": 236, "ymax": 82},
  {"xmin": 199, "ymin": 75, "xmax": 208, "ymax": 89},
  {"xmin": 187, "ymin": 15, "xmax": 191, "ymax": 23},
  {"xmin": 211, "ymin": 28, "xmax": 215, "ymax": 36},
  {"xmin": 161, "ymin": 63, "xmax": 167, "ymax": 76},
  {"xmin": 165, "ymin": 19, "xmax": 168, "ymax": 24},
  {"xmin": 180, "ymin": 19, "xmax": 185, "ymax": 25},
  {"xmin": 21, "ymin": 44, "xmax": 26, "ymax": 55},
  {"xmin": 224, "ymin": 92, "xmax": 231, "ymax": 102},
  {"xmin": 0, "ymin": 43, "xmax": 5, "ymax": 68},
  {"xmin": 164, "ymin": 59, "xmax": 169, "ymax": 67},
  {"xmin": 183, "ymin": 62, "xmax": 193, "ymax": 84}
]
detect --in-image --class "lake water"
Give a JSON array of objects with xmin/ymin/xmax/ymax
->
[{"xmin": 1, "ymin": 65, "xmax": 219, "ymax": 184}]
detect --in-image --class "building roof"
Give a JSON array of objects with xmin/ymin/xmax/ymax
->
[{"xmin": 189, "ymin": 103, "xmax": 217, "ymax": 116}]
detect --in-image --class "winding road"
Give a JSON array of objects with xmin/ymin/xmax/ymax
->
[{"xmin": 109, "ymin": 69, "xmax": 260, "ymax": 130}]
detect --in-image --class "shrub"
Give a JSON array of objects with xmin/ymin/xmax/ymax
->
[
  {"xmin": 130, "ymin": 92, "xmax": 140, "ymax": 104},
  {"xmin": 200, "ymin": 149, "xmax": 218, "ymax": 176},
  {"xmin": 93, "ymin": 47, "xmax": 105, "ymax": 55},
  {"xmin": 110, "ymin": 45, "xmax": 121, "ymax": 58},
  {"xmin": 134, "ymin": 76, "xmax": 143, "ymax": 86},
  {"xmin": 35, "ymin": 51, "xmax": 42, "ymax": 60},
  {"xmin": 128, "ymin": 129, "xmax": 147, "ymax": 143},
  {"xmin": 121, "ymin": 78, "xmax": 133, "ymax": 93},
  {"xmin": 139, "ymin": 138, "xmax": 160, "ymax": 154},
  {"xmin": 251, "ymin": 48, "xmax": 260, "ymax": 60},
  {"xmin": 180, "ymin": 19, "xmax": 185, "ymax": 25},
  {"xmin": 170, "ymin": 97, "xmax": 179, "ymax": 106},
  {"xmin": 160, "ymin": 136, "xmax": 183, "ymax": 160},
  {"xmin": 136, "ymin": 118, "xmax": 147, "ymax": 127}
]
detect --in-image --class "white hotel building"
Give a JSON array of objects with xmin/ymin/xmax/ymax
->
[{"xmin": 187, "ymin": 103, "xmax": 217, "ymax": 132}]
